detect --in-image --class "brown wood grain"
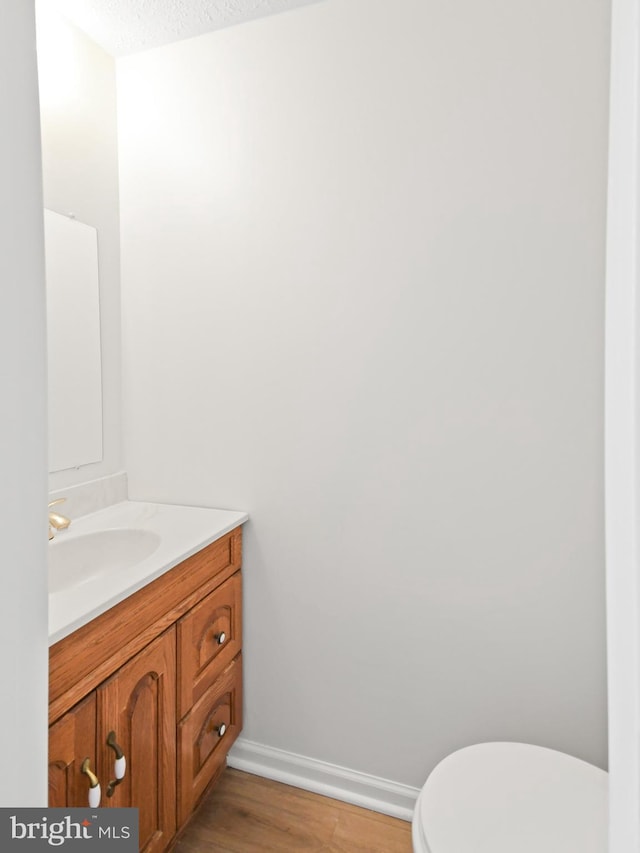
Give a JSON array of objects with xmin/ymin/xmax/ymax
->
[
  {"xmin": 98, "ymin": 628, "xmax": 177, "ymax": 852},
  {"xmin": 49, "ymin": 528, "xmax": 242, "ymax": 725},
  {"xmin": 48, "ymin": 693, "xmax": 97, "ymax": 808},
  {"xmin": 177, "ymin": 655, "xmax": 243, "ymax": 828},
  {"xmin": 171, "ymin": 768, "xmax": 412, "ymax": 853},
  {"xmin": 177, "ymin": 573, "xmax": 242, "ymax": 719}
]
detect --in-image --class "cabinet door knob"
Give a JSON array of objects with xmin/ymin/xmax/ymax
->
[
  {"xmin": 106, "ymin": 731, "xmax": 127, "ymax": 798},
  {"xmin": 216, "ymin": 723, "xmax": 227, "ymax": 738},
  {"xmin": 215, "ymin": 631, "xmax": 226, "ymax": 646},
  {"xmin": 81, "ymin": 758, "xmax": 101, "ymax": 808}
]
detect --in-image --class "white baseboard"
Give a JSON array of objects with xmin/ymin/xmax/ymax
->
[{"xmin": 227, "ymin": 737, "xmax": 419, "ymax": 822}]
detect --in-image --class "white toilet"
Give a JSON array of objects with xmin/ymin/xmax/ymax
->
[{"xmin": 412, "ymin": 742, "xmax": 608, "ymax": 853}]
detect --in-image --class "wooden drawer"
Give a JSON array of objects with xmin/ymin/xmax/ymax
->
[
  {"xmin": 177, "ymin": 654, "xmax": 242, "ymax": 827},
  {"xmin": 177, "ymin": 572, "xmax": 242, "ymax": 718}
]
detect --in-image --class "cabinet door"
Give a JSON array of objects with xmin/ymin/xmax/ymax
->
[
  {"xmin": 49, "ymin": 694, "xmax": 97, "ymax": 808},
  {"xmin": 98, "ymin": 628, "xmax": 177, "ymax": 853}
]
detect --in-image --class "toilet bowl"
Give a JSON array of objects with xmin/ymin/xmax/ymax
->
[{"xmin": 412, "ymin": 742, "xmax": 607, "ymax": 853}]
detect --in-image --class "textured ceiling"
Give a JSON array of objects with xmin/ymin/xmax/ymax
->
[{"xmin": 45, "ymin": 0, "xmax": 322, "ymax": 56}]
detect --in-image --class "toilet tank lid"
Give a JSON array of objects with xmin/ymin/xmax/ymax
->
[{"xmin": 416, "ymin": 742, "xmax": 607, "ymax": 853}]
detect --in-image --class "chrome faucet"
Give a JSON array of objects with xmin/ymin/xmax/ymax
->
[{"xmin": 48, "ymin": 498, "xmax": 71, "ymax": 540}]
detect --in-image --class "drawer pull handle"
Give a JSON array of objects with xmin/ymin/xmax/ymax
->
[
  {"xmin": 106, "ymin": 731, "xmax": 126, "ymax": 798},
  {"xmin": 215, "ymin": 631, "xmax": 227, "ymax": 645},
  {"xmin": 216, "ymin": 723, "xmax": 227, "ymax": 738},
  {"xmin": 81, "ymin": 758, "xmax": 101, "ymax": 808}
]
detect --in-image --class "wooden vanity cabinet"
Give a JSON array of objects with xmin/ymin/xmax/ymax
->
[{"xmin": 48, "ymin": 526, "xmax": 243, "ymax": 852}]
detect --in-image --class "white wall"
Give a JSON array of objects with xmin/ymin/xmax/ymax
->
[
  {"xmin": 605, "ymin": 0, "xmax": 640, "ymax": 848},
  {"xmin": 0, "ymin": 1, "xmax": 49, "ymax": 805},
  {"xmin": 118, "ymin": 0, "xmax": 611, "ymax": 786},
  {"xmin": 37, "ymin": 7, "xmax": 122, "ymax": 491}
]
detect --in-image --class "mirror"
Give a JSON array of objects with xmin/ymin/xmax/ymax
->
[{"xmin": 44, "ymin": 208, "xmax": 103, "ymax": 472}]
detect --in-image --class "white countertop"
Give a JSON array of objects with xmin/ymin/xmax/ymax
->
[{"xmin": 48, "ymin": 500, "xmax": 248, "ymax": 645}]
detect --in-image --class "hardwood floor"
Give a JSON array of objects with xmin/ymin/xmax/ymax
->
[{"xmin": 173, "ymin": 768, "xmax": 413, "ymax": 853}]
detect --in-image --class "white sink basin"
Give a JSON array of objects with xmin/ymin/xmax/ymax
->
[
  {"xmin": 47, "ymin": 500, "xmax": 249, "ymax": 645},
  {"xmin": 49, "ymin": 528, "xmax": 161, "ymax": 594}
]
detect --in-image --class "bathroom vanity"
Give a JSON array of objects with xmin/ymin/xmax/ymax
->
[{"xmin": 47, "ymin": 501, "xmax": 246, "ymax": 852}]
